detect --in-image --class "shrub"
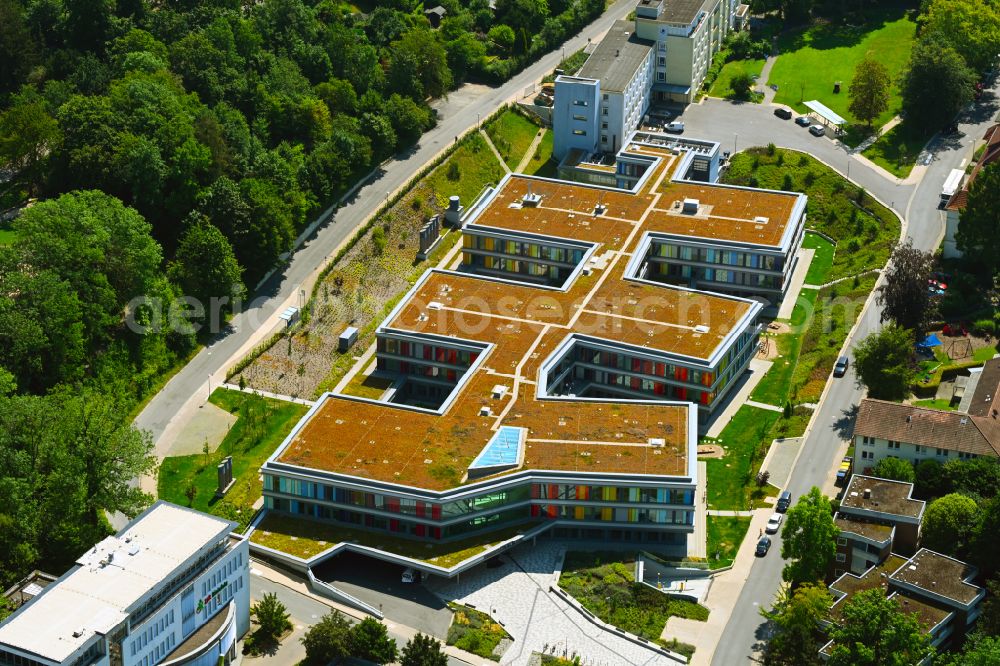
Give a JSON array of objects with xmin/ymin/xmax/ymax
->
[{"xmin": 973, "ymin": 318, "xmax": 996, "ymax": 338}]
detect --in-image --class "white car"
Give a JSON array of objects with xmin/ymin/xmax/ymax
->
[
  {"xmin": 765, "ymin": 513, "xmax": 783, "ymax": 534},
  {"xmin": 665, "ymin": 121, "xmax": 685, "ymax": 133}
]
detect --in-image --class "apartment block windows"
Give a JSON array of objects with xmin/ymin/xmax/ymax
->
[
  {"xmin": 657, "ymin": 72, "xmax": 665, "ymax": 82},
  {"xmin": 602, "ymin": 122, "xmax": 608, "ymax": 129},
  {"xmin": 861, "ymin": 450, "xmax": 873, "ymax": 460},
  {"xmin": 572, "ymin": 100, "xmax": 588, "ymax": 107},
  {"xmin": 658, "ymin": 56, "xmax": 666, "ymax": 66},
  {"xmin": 936, "ymin": 448, "xmax": 950, "ymax": 457},
  {"xmin": 837, "ymin": 537, "xmax": 847, "ymax": 546},
  {"xmin": 602, "ymin": 107, "xmax": 608, "ymax": 116},
  {"xmin": 572, "ymin": 129, "xmax": 586, "ymax": 136},
  {"xmin": 835, "ymin": 553, "xmax": 846, "ymax": 563},
  {"xmin": 888, "ymin": 441, "xmax": 901, "ymax": 450},
  {"xmin": 603, "ymin": 94, "xmax": 609, "ymax": 100},
  {"xmin": 601, "ymin": 135, "xmax": 608, "ymax": 143},
  {"xmin": 573, "ymin": 114, "xmax": 587, "ymax": 121}
]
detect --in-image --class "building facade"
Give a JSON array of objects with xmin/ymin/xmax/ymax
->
[{"xmin": 0, "ymin": 503, "xmax": 250, "ymax": 666}]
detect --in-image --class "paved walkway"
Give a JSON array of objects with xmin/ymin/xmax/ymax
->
[
  {"xmin": 758, "ymin": 56, "xmax": 779, "ymax": 104},
  {"xmin": 514, "ymin": 128, "xmax": 547, "ymax": 173},
  {"xmin": 705, "ymin": 510, "xmax": 754, "ymax": 517},
  {"xmin": 703, "ymin": 358, "xmax": 772, "ymax": 438},
  {"xmin": 759, "ymin": 437, "xmax": 803, "ymax": 490},
  {"xmin": 745, "ymin": 400, "xmax": 782, "ymax": 413},
  {"xmin": 662, "ymin": 509, "xmax": 773, "ymax": 665},
  {"xmin": 434, "ymin": 542, "xmax": 676, "ymax": 666},
  {"xmin": 689, "ymin": 461, "xmax": 708, "ymax": 558},
  {"xmin": 481, "ymin": 129, "xmax": 513, "ymax": 174},
  {"xmin": 776, "ymin": 247, "xmax": 814, "ymax": 319},
  {"xmin": 218, "ymin": 384, "xmax": 315, "ymax": 406},
  {"xmin": 167, "ymin": 401, "xmax": 236, "ymax": 457}
]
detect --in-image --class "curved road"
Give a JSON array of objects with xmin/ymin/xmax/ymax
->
[
  {"xmin": 133, "ymin": 0, "xmax": 638, "ymax": 461},
  {"xmin": 677, "ymin": 89, "xmax": 999, "ymax": 665}
]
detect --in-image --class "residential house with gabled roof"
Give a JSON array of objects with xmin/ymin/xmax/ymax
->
[{"xmin": 943, "ymin": 124, "xmax": 1000, "ymax": 258}]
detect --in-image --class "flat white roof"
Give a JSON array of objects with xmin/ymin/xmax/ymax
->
[
  {"xmin": 804, "ymin": 100, "xmax": 846, "ymax": 126},
  {"xmin": 0, "ymin": 502, "xmax": 236, "ymax": 663}
]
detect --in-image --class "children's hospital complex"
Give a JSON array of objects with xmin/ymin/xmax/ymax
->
[{"xmin": 258, "ymin": 0, "xmax": 806, "ymax": 565}]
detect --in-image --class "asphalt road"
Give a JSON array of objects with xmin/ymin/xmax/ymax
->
[
  {"xmin": 702, "ymin": 87, "xmax": 1000, "ymax": 665},
  {"xmin": 133, "ymin": 0, "xmax": 638, "ymax": 456}
]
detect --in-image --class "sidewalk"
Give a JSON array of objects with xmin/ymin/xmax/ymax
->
[{"xmin": 662, "ymin": 509, "xmax": 773, "ymax": 665}]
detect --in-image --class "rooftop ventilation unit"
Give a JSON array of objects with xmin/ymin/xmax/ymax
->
[
  {"xmin": 863, "ymin": 488, "xmax": 871, "ymax": 499},
  {"xmin": 428, "ymin": 301, "xmax": 443, "ymax": 310},
  {"xmin": 649, "ymin": 438, "xmax": 665, "ymax": 447},
  {"xmin": 682, "ymin": 198, "xmax": 699, "ymax": 214},
  {"xmin": 73, "ymin": 628, "xmax": 85, "ymax": 638},
  {"xmin": 480, "ymin": 406, "xmax": 492, "ymax": 417},
  {"xmin": 694, "ymin": 324, "xmax": 710, "ymax": 334},
  {"xmin": 754, "ymin": 216, "xmax": 769, "ymax": 224},
  {"xmin": 522, "ymin": 184, "xmax": 542, "ymax": 207},
  {"xmin": 492, "ymin": 385, "xmax": 509, "ymax": 399}
]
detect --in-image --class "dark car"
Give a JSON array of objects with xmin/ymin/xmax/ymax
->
[
  {"xmin": 833, "ymin": 355, "xmax": 849, "ymax": 378},
  {"xmin": 774, "ymin": 107, "xmax": 792, "ymax": 120},
  {"xmin": 776, "ymin": 490, "xmax": 792, "ymax": 512},
  {"xmin": 755, "ymin": 535, "xmax": 772, "ymax": 557},
  {"xmin": 795, "ymin": 116, "xmax": 811, "ymax": 127}
]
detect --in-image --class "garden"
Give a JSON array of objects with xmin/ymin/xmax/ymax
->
[
  {"xmin": 157, "ymin": 388, "xmax": 308, "ymax": 530},
  {"xmin": 447, "ymin": 602, "xmax": 511, "ymax": 661},
  {"xmin": 558, "ymin": 551, "xmax": 706, "ymax": 657}
]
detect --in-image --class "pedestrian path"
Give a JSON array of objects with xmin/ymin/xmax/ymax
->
[
  {"xmin": 514, "ymin": 128, "xmax": 547, "ymax": 173},
  {"xmin": 481, "ymin": 129, "xmax": 513, "ymax": 174},
  {"xmin": 759, "ymin": 55, "xmax": 779, "ymax": 104},
  {"xmin": 219, "ymin": 383, "xmax": 316, "ymax": 406},
  {"xmin": 705, "ymin": 510, "xmax": 754, "ymax": 517},
  {"xmin": 745, "ymin": 399, "xmax": 783, "ymax": 413}
]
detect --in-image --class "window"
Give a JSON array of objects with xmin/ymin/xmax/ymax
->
[
  {"xmin": 601, "ymin": 122, "xmax": 608, "ymax": 129},
  {"xmin": 602, "ymin": 94, "xmax": 608, "ymax": 100},
  {"xmin": 835, "ymin": 553, "xmax": 846, "ymax": 562},
  {"xmin": 572, "ymin": 114, "xmax": 587, "ymax": 121},
  {"xmin": 835, "ymin": 569, "xmax": 845, "ymax": 578},
  {"xmin": 888, "ymin": 441, "xmax": 900, "ymax": 450},
  {"xmin": 657, "ymin": 72, "xmax": 665, "ymax": 81},
  {"xmin": 861, "ymin": 450, "xmax": 873, "ymax": 460},
  {"xmin": 602, "ymin": 107, "xmax": 608, "ymax": 116},
  {"xmin": 572, "ymin": 99, "xmax": 588, "ymax": 107},
  {"xmin": 915, "ymin": 445, "xmax": 925, "ymax": 454},
  {"xmin": 658, "ymin": 56, "xmax": 665, "ymax": 66},
  {"xmin": 572, "ymin": 129, "xmax": 586, "ymax": 136},
  {"xmin": 837, "ymin": 537, "xmax": 847, "ymax": 546},
  {"xmin": 936, "ymin": 448, "xmax": 950, "ymax": 457},
  {"xmin": 601, "ymin": 135, "xmax": 608, "ymax": 143}
]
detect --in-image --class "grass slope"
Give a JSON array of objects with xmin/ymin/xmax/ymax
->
[
  {"xmin": 705, "ymin": 407, "xmax": 782, "ymax": 509},
  {"xmin": 708, "ymin": 58, "xmax": 766, "ymax": 99},
  {"xmin": 706, "ymin": 516, "xmax": 751, "ymax": 568},
  {"xmin": 861, "ymin": 122, "xmax": 930, "ymax": 178},
  {"xmin": 769, "ymin": 10, "xmax": 916, "ymax": 129},
  {"xmin": 802, "ymin": 231, "xmax": 834, "ymax": 285},
  {"xmin": 157, "ymin": 389, "xmax": 308, "ymax": 529},
  {"xmin": 485, "ymin": 109, "xmax": 542, "ymax": 170}
]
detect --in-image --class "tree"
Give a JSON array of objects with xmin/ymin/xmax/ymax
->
[
  {"xmin": 488, "ymin": 25, "xmax": 516, "ymax": 54},
  {"xmin": 914, "ymin": 459, "xmax": 951, "ymax": 499},
  {"xmin": 853, "ymin": 324, "xmax": 916, "ymax": 401},
  {"xmin": 400, "ymin": 632, "xmax": 449, "ymax": 666},
  {"xmin": 956, "ymin": 160, "xmax": 1000, "ymax": 277},
  {"xmin": 921, "ymin": 492, "xmax": 979, "ymax": 557},
  {"xmin": 781, "ymin": 486, "xmax": 838, "ymax": 586},
  {"xmin": 945, "ymin": 634, "xmax": 1000, "ymax": 665},
  {"xmin": 827, "ymin": 588, "xmax": 932, "ymax": 666},
  {"xmin": 349, "ymin": 617, "xmax": 398, "ymax": 664},
  {"xmin": 900, "ymin": 35, "xmax": 975, "ymax": 132},
  {"xmin": 730, "ymin": 71, "xmax": 755, "ymax": 100},
  {"xmin": 388, "ymin": 29, "xmax": 453, "ymax": 100},
  {"xmin": 250, "ymin": 592, "xmax": 292, "ymax": 642},
  {"xmin": 760, "ymin": 583, "xmax": 830, "ymax": 666},
  {"xmin": 0, "ymin": 89, "xmax": 60, "ymax": 197},
  {"xmin": 495, "ymin": 0, "xmax": 550, "ymax": 34},
  {"xmin": 168, "ymin": 217, "xmax": 245, "ymax": 330},
  {"xmin": 876, "ymin": 240, "xmax": 934, "ymax": 335},
  {"xmin": 848, "ymin": 58, "xmax": 890, "ymax": 128},
  {"xmin": 923, "ymin": 0, "xmax": 1000, "ymax": 73},
  {"xmin": 870, "ymin": 457, "xmax": 915, "ymax": 484},
  {"xmin": 0, "ymin": 0, "xmax": 39, "ymax": 95},
  {"xmin": 301, "ymin": 610, "xmax": 352, "ymax": 664}
]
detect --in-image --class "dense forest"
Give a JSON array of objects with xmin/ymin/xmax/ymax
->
[{"xmin": 0, "ymin": 0, "xmax": 604, "ymax": 592}]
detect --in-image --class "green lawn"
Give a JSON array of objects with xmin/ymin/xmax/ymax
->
[
  {"xmin": 704, "ymin": 407, "xmax": 782, "ymax": 509},
  {"xmin": 524, "ymin": 129, "xmax": 555, "ymax": 177},
  {"xmin": 447, "ymin": 603, "xmax": 511, "ymax": 661},
  {"xmin": 251, "ymin": 513, "xmax": 542, "ymax": 567},
  {"xmin": 862, "ymin": 122, "xmax": 932, "ymax": 179},
  {"xmin": 913, "ymin": 399, "xmax": 956, "ymax": 411},
  {"xmin": 706, "ymin": 516, "xmax": 751, "ymax": 569},
  {"xmin": 707, "ymin": 58, "xmax": 766, "ymax": 100},
  {"xmin": 802, "ymin": 232, "xmax": 835, "ymax": 285},
  {"xmin": 751, "ymin": 289, "xmax": 818, "ymax": 405},
  {"xmin": 157, "ymin": 389, "xmax": 308, "ymax": 529},
  {"xmin": 424, "ymin": 132, "xmax": 509, "ymax": 208},
  {"xmin": 559, "ymin": 552, "xmax": 708, "ymax": 646},
  {"xmin": 485, "ymin": 109, "xmax": 542, "ymax": 170},
  {"xmin": 769, "ymin": 10, "xmax": 917, "ymax": 133}
]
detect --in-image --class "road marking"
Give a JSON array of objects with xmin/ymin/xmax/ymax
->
[{"xmin": 251, "ymin": 568, "xmax": 262, "ymax": 576}]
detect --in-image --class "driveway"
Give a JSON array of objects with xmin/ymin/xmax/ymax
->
[{"xmin": 311, "ymin": 551, "xmax": 453, "ymax": 638}]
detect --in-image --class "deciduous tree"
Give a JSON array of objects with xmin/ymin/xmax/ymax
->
[
  {"xmin": 870, "ymin": 457, "xmax": 915, "ymax": 484},
  {"xmin": 853, "ymin": 324, "xmax": 916, "ymax": 400},
  {"xmin": 400, "ymin": 632, "xmax": 449, "ymax": 666},
  {"xmin": 350, "ymin": 617, "xmax": 398, "ymax": 665},
  {"xmin": 761, "ymin": 583, "xmax": 830, "ymax": 666},
  {"xmin": 250, "ymin": 592, "xmax": 291, "ymax": 642},
  {"xmin": 301, "ymin": 610, "xmax": 352, "ymax": 664},
  {"xmin": 827, "ymin": 588, "xmax": 932, "ymax": 666},
  {"xmin": 956, "ymin": 160, "xmax": 1000, "ymax": 278},
  {"xmin": 877, "ymin": 240, "xmax": 934, "ymax": 337},
  {"xmin": 781, "ymin": 486, "xmax": 838, "ymax": 586},
  {"xmin": 921, "ymin": 492, "xmax": 979, "ymax": 558},
  {"xmin": 923, "ymin": 0, "xmax": 1000, "ymax": 73},
  {"xmin": 848, "ymin": 58, "xmax": 890, "ymax": 127},
  {"xmin": 900, "ymin": 35, "xmax": 975, "ymax": 132},
  {"xmin": 168, "ymin": 216, "xmax": 245, "ymax": 328}
]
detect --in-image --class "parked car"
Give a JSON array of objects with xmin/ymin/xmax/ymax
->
[
  {"xmin": 755, "ymin": 535, "xmax": 772, "ymax": 556},
  {"xmin": 665, "ymin": 121, "xmax": 685, "ymax": 133},
  {"xmin": 774, "ymin": 107, "xmax": 792, "ymax": 120},
  {"xmin": 776, "ymin": 490, "xmax": 792, "ymax": 512},
  {"xmin": 833, "ymin": 355, "xmax": 849, "ymax": 377},
  {"xmin": 809, "ymin": 124, "xmax": 826, "ymax": 137},
  {"xmin": 401, "ymin": 567, "xmax": 420, "ymax": 583},
  {"xmin": 836, "ymin": 456, "xmax": 854, "ymax": 485},
  {"xmin": 765, "ymin": 513, "xmax": 783, "ymax": 534},
  {"xmin": 795, "ymin": 116, "xmax": 811, "ymax": 127}
]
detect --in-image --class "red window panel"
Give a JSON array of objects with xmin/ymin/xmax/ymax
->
[
  {"xmin": 415, "ymin": 524, "xmax": 426, "ymax": 537},
  {"xmin": 531, "ymin": 504, "xmax": 540, "ymax": 517},
  {"xmin": 415, "ymin": 502, "xmax": 425, "ymax": 518},
  {"xmin": 424, "ymin": 346, "xmax": 433, "ymax": 360},
  {"xmin": 546, "ymin": 505, "xmax": 557, "ymax": 518},
  {"xmin": 643, "ymin": 360, "xmax": 653, "ymax": 375},
  {"xmin": 631, "ymin": 358, "xmax": 642, "ymax": 372},
  {"xmin": 387, "ymin": 498, "xmax": 400, "ymax": 513},
  {"xmin": 448, "ymin": 349, "xmax": 457, "ymax": 364},
  {"xmin": 548, "ymin": 484, "xmax": 558, "ymax": 498},
  {"xmin": 700, "ymin": 391, "xmax": 710, "ymax": 405},
  {"xmin": 654, "ymin": 382, "xmax": 666, "ymax": 395},
  {"xmin": 447, "ymin": 370, "xmax": 456, "ymax": 382},
  {"xmin": 470, "ymin": 352, "xmax": 479, "ymax": 363},
  {"xmin": 531, "ymin": 484, "xmax": 541, "ymax": 499},
  {"xmin": 389, "ymin": 519, "xmax": 400, "ymax": 532},
  {"xmin": 656, "ymin": 362, "xmax": 666, "ymax": 376},
  {"xmin": 631, "ymin": 376, "xmax": 640, "ymax": 390},
  {"xmin": 577, "ymin": 485, "xmax": 589, "ymax": 500},
  {"xmin": 400, "ymin": 342, "xmax": 409, "ymax": 356},
  {"xmin": 431, "ymin": 527, "xmax": 442, "ymax": 539},
  {"xmin": 675, "ymin": 366, "xmax": 688, "ymax": 382},
  {"xmin": 676, "ymin": 387, "xmax": 687, "ymax": 401},
  {"xmin": 431, "ymin": 505, "xmax": 441, "ymax": 520}
]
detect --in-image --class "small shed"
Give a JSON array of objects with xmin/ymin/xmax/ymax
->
[
  {"xmin": 339, "ymin": 326, "xmax": 359, "ymax": 353},
  {"xmin": 278, "ymin": 306, "xmax": 300, "ymax": 328},
  {"xmin": 803, "ymin": 100, "xmax": 846, "ymax": 129}
]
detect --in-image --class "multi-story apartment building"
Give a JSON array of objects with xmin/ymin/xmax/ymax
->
[
  {"xmin": 257, "ymin": 132, "xmax": 805, "ymax": 566},
  {"xmin": 0, "ymin": 502, "xmax": 250, "ymax": 666},
  {"xmin": 822, "ymin": 549, "xmax": 985, "ymax": 659},
  {"xmin": 833, "ymin": 475, "xmax": 925, "ymax": 578},
  {"xmin": 634, "ymin": 0, "xmax": 738, "ymax": 103},
  {"xmin": 853, "ymin": 398, "xmax": 1000, "ymax": 473}
]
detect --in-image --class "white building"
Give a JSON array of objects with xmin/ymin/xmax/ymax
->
[
  {"xmin": 553, "ymin": 20, "xmax": 654, "ymax": 160},
  {"xmin": 0, "ymin": 502, "xmax": 250, "ymax": 666}
]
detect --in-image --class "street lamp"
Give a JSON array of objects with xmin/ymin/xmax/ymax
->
[
  {"xmin": 477, "ymin": 112, "xmax": 481, "ymax": 128},
  {"xmin": 733, "ymin": 133, "xmax": 738, "ymax": 154}
]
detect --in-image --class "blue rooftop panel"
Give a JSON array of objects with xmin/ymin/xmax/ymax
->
[{"xmin": 468, "ymin": 427, "xmax": 525, "ymax": 470}]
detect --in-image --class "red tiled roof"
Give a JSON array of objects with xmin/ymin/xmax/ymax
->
[
  {"xmin": 854, "ymin": 399, "xmax": 1000, "ymax": 457},
  {"xmin": 947, "ymin": 124, "xmax": 1000, "ymax": 211}
]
